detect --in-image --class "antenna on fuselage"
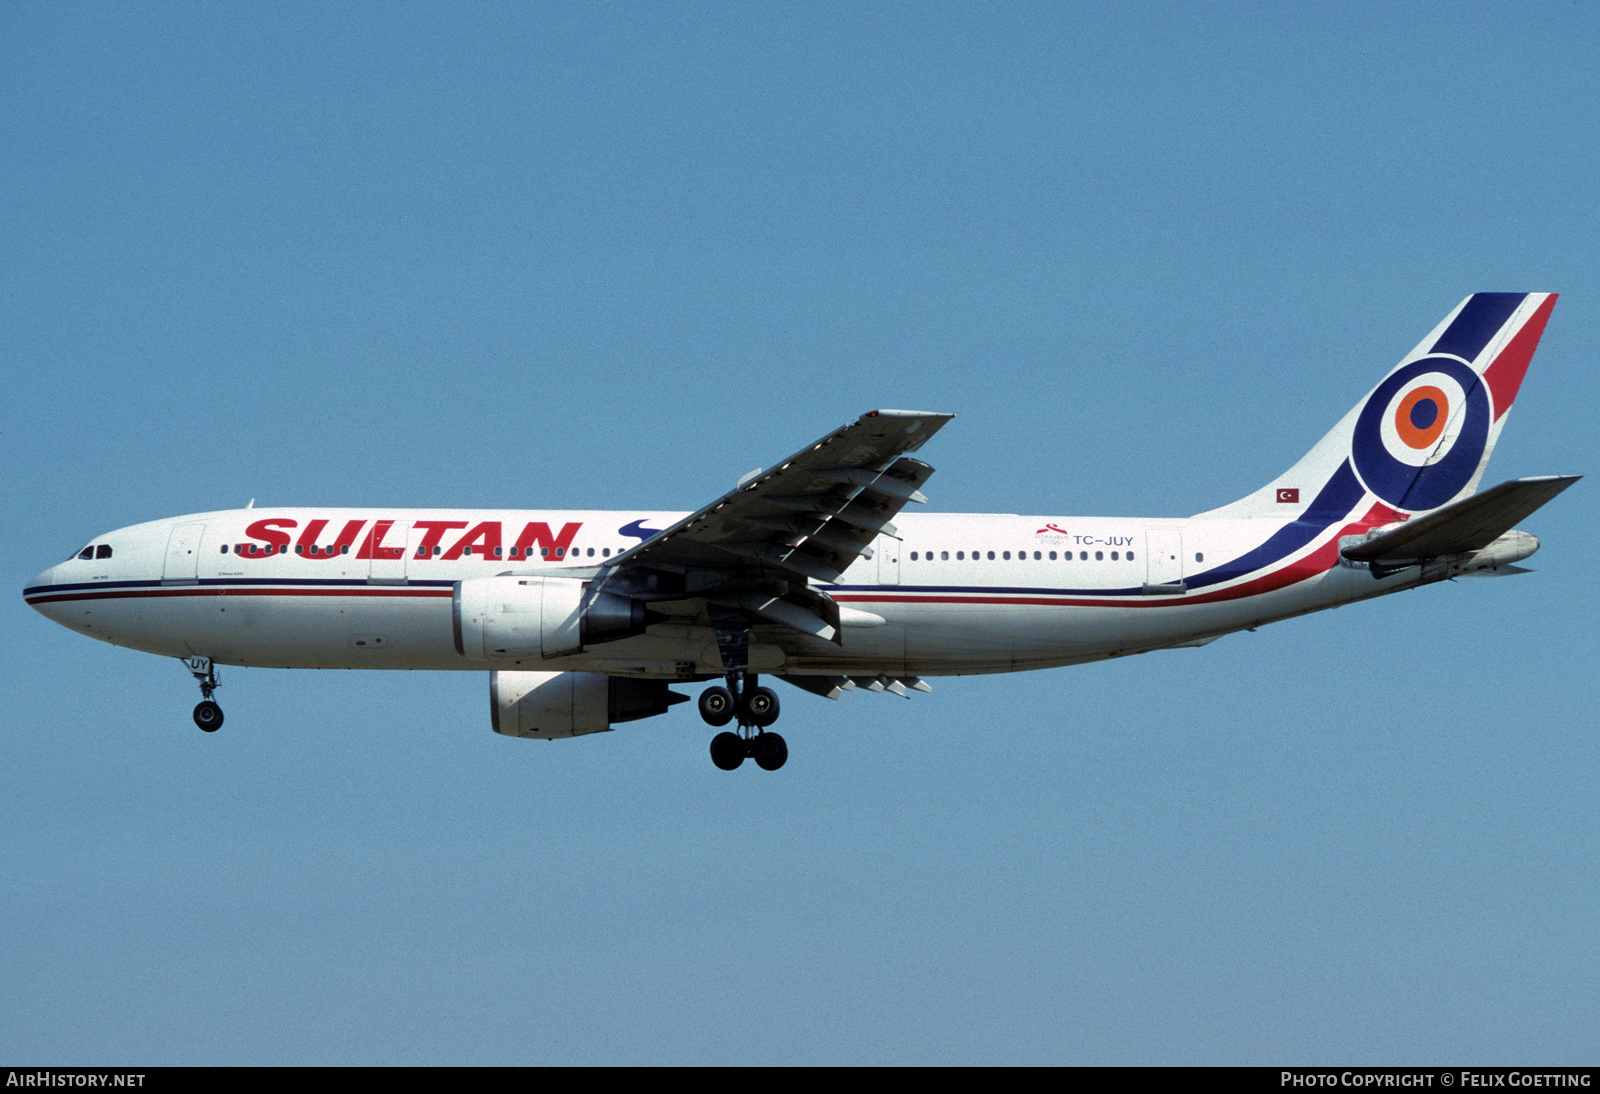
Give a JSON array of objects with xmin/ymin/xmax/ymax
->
[{"xmin": 246, "ymin": 499, "xmax": 255, "ymax": 509}]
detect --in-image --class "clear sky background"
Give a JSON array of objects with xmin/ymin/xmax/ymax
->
[{"xmin": 3, "ymin": 2, "xmax": 1597, "ymax": 1065}]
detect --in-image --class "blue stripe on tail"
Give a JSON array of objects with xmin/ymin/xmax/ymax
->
[
  {"xmin": 1430, "ymin": 293, "xmax": 1526, "ymax": 362},
  {"xmin": 1186, "ymin": 460, "xmax": 1366, "ymax": 590}
]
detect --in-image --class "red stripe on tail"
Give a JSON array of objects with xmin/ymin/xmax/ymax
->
[{"xmin": 1483, "ymin": 294, "xmax": 1557, "ymax": 421}]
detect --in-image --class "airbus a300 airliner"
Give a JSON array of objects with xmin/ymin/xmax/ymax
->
[{"xmin": 25, "ymin": 294, "xmax": 1577, "ymax": 770}]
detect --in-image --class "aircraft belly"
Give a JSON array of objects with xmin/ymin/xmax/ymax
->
[
  {"xmin": 102, "ymin": 590, "xmax": 461, "ymax": 670},
  {"xmin": 895, "ymin": 600, "xmax": 1132, "ymax": 670}
]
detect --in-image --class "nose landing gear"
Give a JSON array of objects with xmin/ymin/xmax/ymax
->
[
  {"xmin": 182, "ymin": 656, "xmax": 224, "ymax": 732},
  {"xmin": 699, "ymin": 672, "xmax": 786, "ymax": 771}
]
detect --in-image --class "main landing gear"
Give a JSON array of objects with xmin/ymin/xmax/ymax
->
[
  {"xmin": 701, "ymin": 674, "xmax": 785, "ymax": 771},
  {"xmin": 183, "ymin": 656, "xmax": 224, "ymax": 732}
]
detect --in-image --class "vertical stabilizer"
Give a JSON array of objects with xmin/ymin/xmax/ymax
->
[{"xmin": 1197, "ymin": 293, "xmax": 1557, "ymax": 520}]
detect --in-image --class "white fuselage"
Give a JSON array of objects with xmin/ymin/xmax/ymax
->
[{"xmin": 25, "ymin": 506, "xmax": 1441, "ymax": 679}]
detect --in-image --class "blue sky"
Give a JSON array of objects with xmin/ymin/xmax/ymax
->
[{"xmin": 3, "ymin": 3, "xmax": 1596, "ymax": 1064}]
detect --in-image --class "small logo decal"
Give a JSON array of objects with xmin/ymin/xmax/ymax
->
[
  {"xmin": 1036, "ymin": 523, "xmax": 1070, "ymax": 535},
  {"xmin": 1277, "ymin": 488, "xmax": 1300, "ymax": 504},
  {"xmin": 618, "ymin": 519, "xmax": 664, "ymax": 542}
]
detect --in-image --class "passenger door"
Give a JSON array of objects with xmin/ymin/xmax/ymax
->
[
  {"xmin": 877, "ymin": 533, "xmax": 901, "ymax": 586},
  {"xmin": 1144, "ymin": 528, "xmax": 1185, "ymax": 591},
  {"xmin": 163, "ymin": 523, "xmax": 206, "ymax": 584}
]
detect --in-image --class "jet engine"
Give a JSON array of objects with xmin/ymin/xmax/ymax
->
[
  {"xmin": 491, "ymin": 670, "xmax": 688, "ymax": 739},
  {"xmin": 453, "ymin": 576, "xmax": 655, "ymax": 661}
]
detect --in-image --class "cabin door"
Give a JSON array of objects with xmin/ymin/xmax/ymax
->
[
  {"xmin": 877, "ymin": 534, "xmax": 901, "ymax": 586},
  {"xmin": 1144, "ymin": 529, "xmax": 1185, "ymax": 588},
  {"xmin": 162, "ymin": 523, "xmax": 205, "ymax": 584}
]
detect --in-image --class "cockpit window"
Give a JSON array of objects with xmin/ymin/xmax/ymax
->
[
  {"xmin": 77, "ymin": 546, "xmax": 94, "ymax": 560},
  {"xmin": 96, "ymin": 545, "xmax": 113, "ymax": 559}
]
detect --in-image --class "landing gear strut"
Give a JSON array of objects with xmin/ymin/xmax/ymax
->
[
  {"xmin": 702, "ymin": 606, "xmax": 786, "ymax": 771},
  {"xmin": 182, "ymin": 656, "xmax": 224, "ymax": 732}
]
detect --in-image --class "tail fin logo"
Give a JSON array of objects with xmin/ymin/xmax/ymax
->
[
  {"xmin": 1393, "ymin": 386, "xmax": 1448, "ymax": 450},
  {"xmin": 1352, "ymin": 357, "xmax": 1489, "ymax": 511}
]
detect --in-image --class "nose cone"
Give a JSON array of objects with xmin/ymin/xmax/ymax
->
[{"xmin": 24, "ymin": 564, "xmax": 64, "ymax": 620}]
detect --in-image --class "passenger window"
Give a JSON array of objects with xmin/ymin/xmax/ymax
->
[
  {"xmin": 1079, "ymin": 551, "xmax": 1088, "ymax": 560},
  {"xmin": 220, "ymin": 545, "xmax": 228, "ymax": 554},
  {"xmin": 940, "ymin": 551, "xmax": 948, "ymax": 560},
  {"xmin": 987, "ymin": 551, "xmax": 995, "ymax": 560},
  {"xmin": 1049, "ymin": 551, "xmax": 1057, "ymax": 560},
  {"xmin": 1127, "ymin": 551, "xmax": 1135, "ymax": 561},
  {"xmin": 956, "ymin": 551, "xmax": 964, "ymax": 560},
  {"xmin": 909, "ymin": 551, "xmax": 917, "ymax": 561},
  {"xmin": 1094, "ymin": 551, "xmax": 1103, "ymax": 560},
  {"xmin": 296, "ymin": 545, "xmax": 304, "ymax": 555},
  {"xmin": 342, "ymin": 545, "xmax": 350, "ymax": 555},
  {"xmin": 1003, "ymin": 551, "xmax": 1010, "ymax": 560},
  {"xmin": 587, "ymin": 548, "xmax": 594, "ymax": 557},
  {"xmin": 603, "ymin": 548, "xmax": 611, "ymax": 557},
  {"xmin": 1195, "ymin": 552, "xmax": 1204, "ymax": 563},
  {"xmin": 541, "ymin": 547, "xmax": 550, "ymax": 558},
  {"xmin": 1033, "ymin": 551, "xmax": 1041, "ymax": 560},
  {"xmin": 434, "ymin": 545, "xmax": 442, "ymax": 555},
  {"xmin": 1111, "ymin": 551, "xmax": 1118, "ymax": 560}
]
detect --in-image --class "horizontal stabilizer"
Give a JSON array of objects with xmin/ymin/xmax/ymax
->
[{"xmin": 1343, "ymin": 475, "xmax": 1579, "ymax": 563}]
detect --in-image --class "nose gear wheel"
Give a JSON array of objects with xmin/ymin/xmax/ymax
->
[{"xmin": 181, "ymin": 656, "xmax": 225, "ymax": 733}]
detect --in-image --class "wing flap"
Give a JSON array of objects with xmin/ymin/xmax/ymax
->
[{"xmin": 736, "ymin": 593, "xmax": 838, "ymax": 642}]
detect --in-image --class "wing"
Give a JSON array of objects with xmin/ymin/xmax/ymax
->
[{"xmin": 593, "ymin": 409, "xmax": 954, "ymax": 644}]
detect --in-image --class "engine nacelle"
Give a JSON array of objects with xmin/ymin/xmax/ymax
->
[
  {"xmin": 491, "ymin": 670, "xmax": 688, "ymax": 739},
  {"xmin": 453, "ymin": 576, "xmax": 652, "ymax": 661}
]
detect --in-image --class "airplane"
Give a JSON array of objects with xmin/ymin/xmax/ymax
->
[{"xmin": 23, "ymin": 293, "xmax": 1578, "ymax": 771}]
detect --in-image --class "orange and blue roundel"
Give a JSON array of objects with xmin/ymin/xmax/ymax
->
[{"xmin": 1351, "ymin": 356, "xmax": 1489, "ymax": 511}]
